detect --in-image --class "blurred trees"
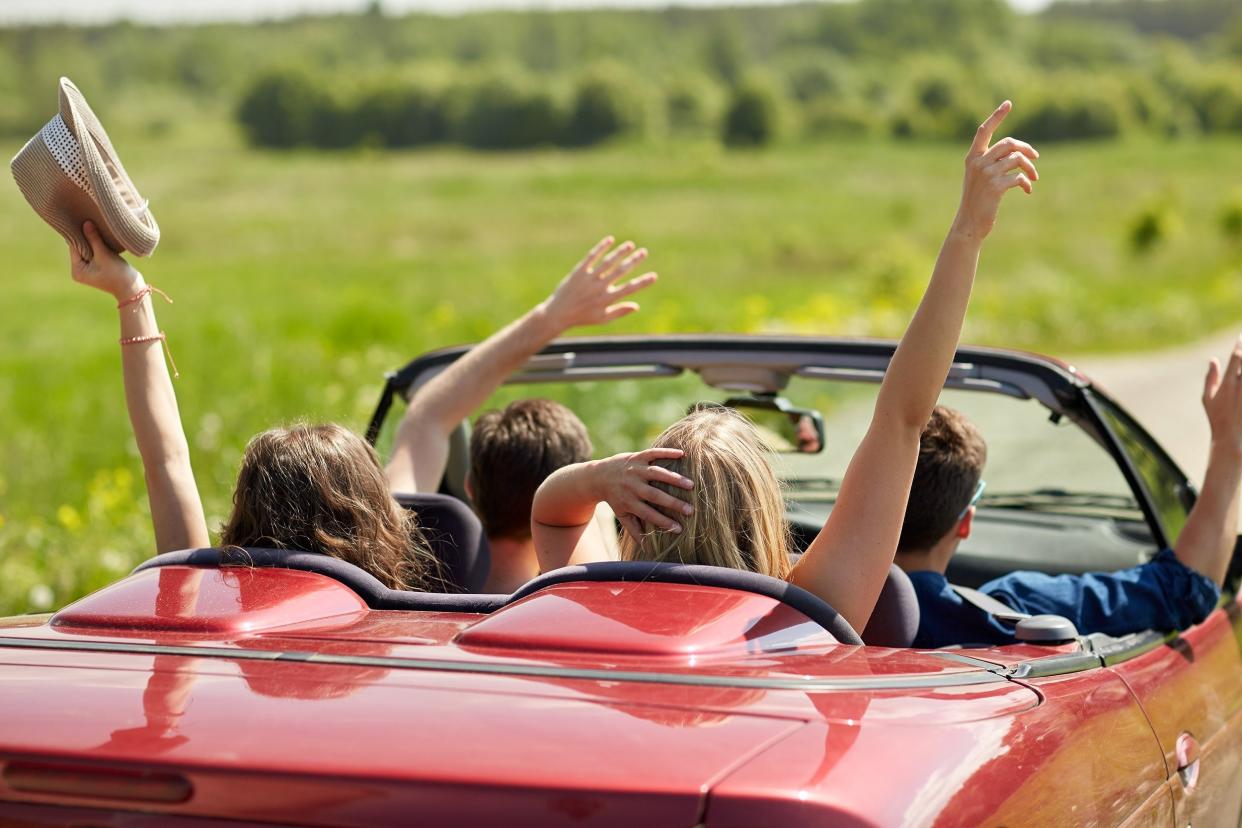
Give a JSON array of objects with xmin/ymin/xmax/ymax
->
[
  {"xmin": 3, "ymin": 0, "xmax": 1241, "ymax": 149},
  {"xmin": 723, "ymin": 76, "xmax": 784, "ymax": 147}
]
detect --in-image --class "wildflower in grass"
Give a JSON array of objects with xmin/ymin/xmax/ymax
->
[
  {"xmin": 740, "ymin": 294, "xmax": 770, "ymax": 331},
  {"xmin": 56, "ymin": 505, "xmax": 83, "ymax": 534}
]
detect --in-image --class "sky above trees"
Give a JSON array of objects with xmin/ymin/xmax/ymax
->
[{"xmin": 0, "ymin": 0, "xmax": 1050, "ymax": 26}]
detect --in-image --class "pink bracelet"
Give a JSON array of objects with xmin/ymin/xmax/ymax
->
[
  {"xmin": 117, "ymin": 285, "xmax": 173, "ymax": 310},
  {"xmin": 119, "ymin": 331, "xmax": 180, "ymax": 379}
]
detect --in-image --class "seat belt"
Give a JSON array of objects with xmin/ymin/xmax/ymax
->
[{"xmin": 950, "ymin": 585, "xmax": 1031, "ymax": 626}]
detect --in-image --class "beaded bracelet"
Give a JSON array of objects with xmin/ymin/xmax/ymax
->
[{"xmin": 119, "ymin": 332, "xmax": 179, "ymax": 378}]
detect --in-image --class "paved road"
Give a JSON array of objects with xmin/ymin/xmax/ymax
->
[{"xmin": 1073, "ymin": 327, "xmax": 1242, "ymax": 487}]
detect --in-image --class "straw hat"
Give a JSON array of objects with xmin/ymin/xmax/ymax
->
[{"xmin": 10, "ymin": 77, "xmax": 159, "ymax": 260}]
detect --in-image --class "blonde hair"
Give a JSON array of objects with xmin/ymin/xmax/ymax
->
[
  {"xmin": 221, "ymin": 423, "xmax": 441, "ymax": 592},
  {"xmin": 620, "ymin": 407, "xmax": 791, "ymax": 579}
]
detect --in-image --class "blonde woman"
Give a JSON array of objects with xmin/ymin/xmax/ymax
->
[{"xmin": 532, "ymin": 101, "xmax": 1040, "ymax": 634}]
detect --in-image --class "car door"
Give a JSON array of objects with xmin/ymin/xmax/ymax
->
[
  {"xmin": 1101, "ymin": 605, "xmax": 1242, "ymax": 828},
  {"xmin": 1085, "ymin": 390, "xmax": 1242, "ymax": 825}
]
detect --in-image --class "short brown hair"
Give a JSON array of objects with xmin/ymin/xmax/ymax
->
[
  {"xmin": 898, "ymin": 406, "xmax": 988, "ymax": 553},
  {"xmin": 469, "ymin": 399, "xmax": 592, "ymax": 539}
]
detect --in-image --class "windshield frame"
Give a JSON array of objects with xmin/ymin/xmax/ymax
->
[{"xmin": 370, "ymin": 334, "xmax": 1190, "ymax": 552}]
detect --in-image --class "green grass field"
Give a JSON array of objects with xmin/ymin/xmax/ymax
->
[{"xmin": 2, "ymin": 117, "xmax": 1240, "ymax": 615}]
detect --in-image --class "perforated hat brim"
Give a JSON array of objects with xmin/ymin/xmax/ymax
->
[{"xmin": 10, "ymin": 77, "xmax": 159, "ymax": 259}]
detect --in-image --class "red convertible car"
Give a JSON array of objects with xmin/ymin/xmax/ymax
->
[{"xmin": 1, "ymin": 336, "xmax": 1239, "ymax": 827}]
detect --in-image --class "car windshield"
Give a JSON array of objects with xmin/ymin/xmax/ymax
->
[
  {"xmin": 769, "ymin": 379, "xmax": 1141, "ymax": 521},
  {"xmin": 381, "ymin": 369, "xmax": 1141, "ymax": 525},
  {"xmin": 374, "ymin": 363, "xmax": 1157, "ymax": 583}
]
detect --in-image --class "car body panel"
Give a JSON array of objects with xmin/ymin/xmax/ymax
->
[
  {"xmin": 1109, "ymin": 601, "xmax": 1242, "ymax": 828},
  {"xmin": 4, "ymin": 567, "xmax": 1239, "ymax": 826},
  {"xmin": 705, "ymin": 669, "xmax": 1168, "ymax": 827},
  {"xmin": 0, "ymin": 565, "xmax": 1048, "ymax": 826}
]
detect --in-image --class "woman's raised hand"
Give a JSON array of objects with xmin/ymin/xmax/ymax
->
[
  {"xmin": 70, "ymin": 221, "xmax": 144, "ymax": 300},
  {"xmin": 953, "ymin": 101, "xmax": 1039, "ymax": 242},
  {"xmin": 589, "ymin": 448, "xmax": 694, "ymax": 539},
  {"xmin": 539, "ymin": 236, "xmax": 658, "ymax": 333}
]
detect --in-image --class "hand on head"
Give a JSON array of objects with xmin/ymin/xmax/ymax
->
[
  {"xmin": 1202, "ymin": 337, "xmax": 1242, "ymax": 456},
  {"xmin": 953, "ymin": 101, "xmax": 1039, "ymax": 241},
  {"xmin": 540, "ymin": 236, "xmax": 658, "ymax": 333},
  {"xmin": 70, "ymin": 221, "xmax": 143, "ymax": 300},
  {"xmin": 590, "ymin": 448, "xmax": 694, "ymax": 540}
]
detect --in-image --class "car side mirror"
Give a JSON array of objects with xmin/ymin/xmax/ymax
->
[
  {"xmin": 1015, "ymin": 614, "xmax": 1079, "ymax": 644},
  {"xmin": 721, "ymin": 395, "xmax": 826, "ymax": 454}
]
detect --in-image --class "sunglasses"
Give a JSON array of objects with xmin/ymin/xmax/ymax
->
[{"xmin": 957, "ymin": 479, "xmax": 987, "ymax": 521}]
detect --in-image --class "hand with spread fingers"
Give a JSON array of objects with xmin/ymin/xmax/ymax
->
[
  {"xmin": 953, "ymin": 101, "xmax": 1040, "ymax": 242},
  {"xmin": 1202, "ymin": 337, "xmax": 1242, "ymax": 458},
  {"xmin": 385, "ymin": 233, "xmax": 660, "ymax": 500},
  {"xmin": 539, "ymin": 236, "xmax": 658, "ymax": 333},
  {"xmin": 587, "ymin": 448, "xmax": 695, "ymax": 540}
]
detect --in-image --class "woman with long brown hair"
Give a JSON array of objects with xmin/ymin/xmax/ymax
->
[{"xmin": 69, "ymin": 221, "xmax": 439, "ymax": 589}]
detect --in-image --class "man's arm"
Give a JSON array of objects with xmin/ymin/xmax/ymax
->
[
  {"xmin": 791, "ymin": 102, "xmax": 1039, "ymax": 633},
  {"xmin": 385, "ymin": 237, "xmax": 655, "ymax": 494},
  {"xmin": 980, "ymin": 347, "xmax": 1242, "ymax": 638},
  {"xmin": 1174, "ymin": 343, "xmax": 1242, "ymax": 586}
]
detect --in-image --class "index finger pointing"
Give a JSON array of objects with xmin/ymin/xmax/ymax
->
[{"xmin": 970, "ymin": 100, "xmax": 1012, "ymax": 156}]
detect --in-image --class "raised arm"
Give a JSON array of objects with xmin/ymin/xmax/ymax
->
[
  {"xmin": 791, "ymin": 102, "xmax": 1039, "ymax": 632},
  {"xmin": 1174, "ymin": 344, "xmax": 1242, "ymax": 586},
  {"xmin": 532, "ymin": 449, "xmax": 692, "ymax": 572},
  {"xmin": 385, "ymin": 236, "xmax": 656, "ymax": 494},
  {"xmin": 71, "ymin": 221, "xmax": 210, "ymax": 555}
]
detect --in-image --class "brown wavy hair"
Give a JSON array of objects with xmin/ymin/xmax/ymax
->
[{"xmin": 220, "ymin": 423, "xmax": 440, "ymax": 591}]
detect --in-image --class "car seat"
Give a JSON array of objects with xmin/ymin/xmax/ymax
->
[
  {"xmin": 393, "ymin": 492, "xmax": 491, "ymax": 593},
  {"xmin": 861, "ymin": 564, "xmax": 920, "ymax": 647}
]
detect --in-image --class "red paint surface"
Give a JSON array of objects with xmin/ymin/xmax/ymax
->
[{"xmin": 0, "ymin": 565, "xmax": 1238, "ymax": 826}]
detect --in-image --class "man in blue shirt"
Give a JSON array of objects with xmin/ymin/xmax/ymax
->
[{"xmin": 896, "ymin": 348, "xmax": 1242, "ymax": 649}]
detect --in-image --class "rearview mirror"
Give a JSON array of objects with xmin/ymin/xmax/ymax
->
[{"xmin": 722, "ymin": 395, "xmax": 825, "ymax": 454}]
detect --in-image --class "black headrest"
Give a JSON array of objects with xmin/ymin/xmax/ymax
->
[
  {"xmin": 508, "ymin": 560, "xmax": 863, "ymax": 645},
  {"xmin": 861, "ymin": 564, "xmax": 920, "ymax": 648},
  {"xmin": 133, "ymin": 547, "xmax": 506, "ymax": 614},
  {"xmin": 393, "ymin": 492, "xmax": 491, "ymax": 593}
]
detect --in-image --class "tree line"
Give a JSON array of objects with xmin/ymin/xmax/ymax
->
[{"xmin": 2, "ymin": 0, "xmax": 1241, "ymax": 149}]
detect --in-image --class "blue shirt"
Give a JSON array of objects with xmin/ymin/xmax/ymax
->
[{"xmin": 907, "ymin": 549, "xmax": 1221, "ymax": 649}]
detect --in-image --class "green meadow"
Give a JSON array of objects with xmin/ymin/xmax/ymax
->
[{"xmin": 2, "ymin": 113, "xmax": 1241, "ymax": 615}]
